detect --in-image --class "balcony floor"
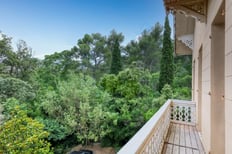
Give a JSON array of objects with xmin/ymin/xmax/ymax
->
[{"xmin": 162, "ymin": 123, "xmax": 205, "ymax": 154}]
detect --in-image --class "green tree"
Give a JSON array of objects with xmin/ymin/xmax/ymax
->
[
  {"xmin": 0, "ymin": 107, "xmax": 53, "ymax": 154},
  {"xmin": 158, "ymin": 16, "xmax": 174, "ymax": 91},
  {"xmin": 77, "ymin": 100, "xmax": 110, "ymax": 145},
  {"xmin": 172, "ymin": 55, "xmax": 192, "ymax": 99},
  {"xmin": 108, "ymin": 30, "xmax": 124, "ymax": 75},
  {"xmin": 125, "ymin": 23, "xmax": 163, "ymax": 72},
  {"xmin": 0, "ymin": 76, "xmax": 35, "ymax": 102},
  {"xmin": 0, "ymin": 33, "xmax": 38, "ymax": 80},
  {"xmin": 99, "ymin": 67, "xmax": 155, "ymax": 146},
  {"xmin": 40, "ymin": 73, "xmax": 111, "ymax": 145},
  {"xmin": 15, "ymin": 40, "xmax": 38, "ymax": 80},
  {"xmin": 0, "ymin": 33, "xmax": 17, "ymax": 76},
  {"xmin": 37, "ymin": 49, "xmax": 79, "ymax": 85},
  {"xmin": 77, "ymin": 33, "xmax": 110, "ymax": 79},
  {"xmin": 110, "ymin": 38, "xmax": 122, "ymax": 74},
  {"xmin": 36, "ymin": 118, "xmax": 68, "ymax": 142},
  {"xmin": 145, "ymin": 84, "xmax": 173, "ymax": 120}
]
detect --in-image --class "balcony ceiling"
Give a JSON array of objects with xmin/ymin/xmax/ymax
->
[
  {"xmin": 164, "ymin": 0, "xmax": 207, "ymax": 22},
  {"xmin": 174, "ymin": 12, "xmax": 195, "ymax": 55}
]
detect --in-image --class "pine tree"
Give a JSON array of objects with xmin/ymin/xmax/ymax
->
[
  {"xmin": 158, "ymin": 15, "xmax": 174, "ymax": 91},
  {"xmin": 110, "ymin": 38, "xmax": 122, "ymax": 74}
]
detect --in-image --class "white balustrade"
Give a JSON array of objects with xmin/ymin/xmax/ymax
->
[
  {"xmin": 171, "ymin": 99, "xmax": 196, "ymax": 125},
  {"xmin": 117, "ymin": 99, "xmax": 196, "ymax": 154}
]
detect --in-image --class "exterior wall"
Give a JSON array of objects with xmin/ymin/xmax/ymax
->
[
  {"xmin": 225, "ymin": 0, "xmax": 232, "ymax": 153},
  {"xmin": 211, "ymin": 24, "xmax": 225, "ymax": 154},
  {"xmin": 193, "ymin": 20, "xmax": 212, "ymax": 153},
  {"xmin": 192, "ymin": 0, "xmax": 227, "ymax": 153}
]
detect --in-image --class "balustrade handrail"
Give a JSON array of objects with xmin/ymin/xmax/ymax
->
[
  {"xmin": 172, "ymin": 99, "xmax": 195, "ymax": 105},
  {"xmin": 117, "ymin": 99, "xmax": 172, "ymax": 154},
  {"xmin": 117, "ymin": 99, "xmax": 196, "ymax": 154}
]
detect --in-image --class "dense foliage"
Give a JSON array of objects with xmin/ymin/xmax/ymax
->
[
  {"xmin": 0, "ymin": 106, "xmax": 53, "ymax": 154},
  {"xmin": 110, "ymin": 38, "xmax": 122, "ymax": 74},
  {"xmin": 159, "ymin": 16, "xmax": 174, "ymax": 91},
  {"xmin": 0, "ymin": 35, "xmax": 38, "ymax": 81},
  {"xmin": 0, "ymin": 18, "xmax": 192, "ymax": 153},
  {"xmin": 100, "ymin": 66, "xmax": 155, "ymax": 146},
  {"xmin": 40, "ymin": 74, "xmax": 111, "ymax": 145},
  {"xmin": 0, "ymin": 77, "xmax": 35, "ymax": 102}
]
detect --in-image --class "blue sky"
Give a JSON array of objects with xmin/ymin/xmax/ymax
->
[{"xmin": 0, "ymin": 0, "xmax": 172, "ymax": 59}]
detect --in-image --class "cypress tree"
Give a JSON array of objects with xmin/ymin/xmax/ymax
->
[
  {"xmin": 110, "ymin": 38, "xmax": 122, "ymax": 74},
  {"xmin": 158, "ymin": 15, "xmax": 174, "ymax": 91}
]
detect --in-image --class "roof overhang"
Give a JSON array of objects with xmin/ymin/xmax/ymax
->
[
  {"xmin": 164, "ymin": 0, "xmax": 207, "ymax": 22},
  {"xmin": 163, "ymin": 0, "xmax": 207, "ymax": 55}
]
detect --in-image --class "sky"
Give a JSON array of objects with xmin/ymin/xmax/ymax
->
[{"xmin": 0, "ymin": 0, "xmax": 172, "ymax": 59}]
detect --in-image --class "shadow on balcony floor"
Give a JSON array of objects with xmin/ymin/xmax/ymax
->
[{"xmin": 162, "ymin": 123, "xmax": 205, "ymax": 154}]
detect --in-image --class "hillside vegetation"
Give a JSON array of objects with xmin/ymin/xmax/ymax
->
[{"xmin": 0, "ymin": 19, "xmax": 191, "ymax": 153}]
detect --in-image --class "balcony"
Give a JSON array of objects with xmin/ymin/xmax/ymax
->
[{"xmin": 117, "ymin": 99, "xmax": 205, "ymax": 154}]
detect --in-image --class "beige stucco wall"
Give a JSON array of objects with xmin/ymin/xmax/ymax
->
[
  {"xmin": 225, "ymin": 0, "xmax": 232, "ymax": 154},
  {"xmin": 192, "ymin": 0, "xmax": 230, "ymax": 153},
  {"xmin": 193, "ymin": 19, "xmax": 212, "ymax": 153}
]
